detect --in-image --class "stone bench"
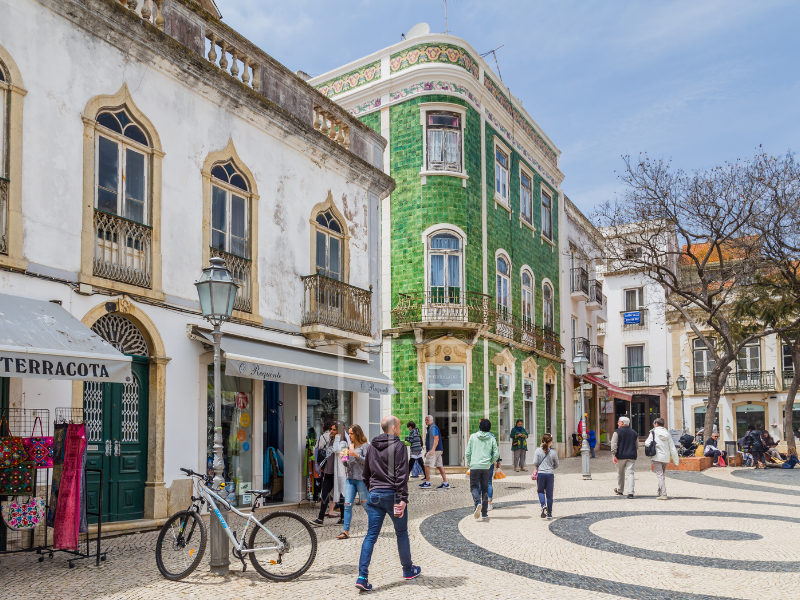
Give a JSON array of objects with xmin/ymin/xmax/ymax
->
[{"xmin": 651, "ymin": 456, "xmax": 713, "ymax": 471}]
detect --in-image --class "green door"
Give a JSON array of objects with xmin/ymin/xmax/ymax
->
[{"xmin": 84, "ymin": 358, "xmax": 149, "ymax": 522}]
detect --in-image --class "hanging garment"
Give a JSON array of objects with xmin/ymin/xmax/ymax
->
[
  {"xmin": 79, "ymin": 436, "xmax": 88, "ymax": 534},
  {"xmin": 53, "ymin": 424, "xmax": 86, "ymax": 550},
  {"xmin": 22, "ymin": 416, "xmax": 54, "ymax": 469},
  {"xmin": 47, "ymin": 424, "xmax": 68, "ymax": 527}
]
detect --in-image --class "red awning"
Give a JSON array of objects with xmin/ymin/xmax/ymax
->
[{"xmin": 581, "ymin": 374, "xmax": 633, "ymax": 401}]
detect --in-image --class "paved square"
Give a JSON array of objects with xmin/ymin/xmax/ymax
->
[{"xmin": 3, "ymin": 452, "xmax": 799, "ymax": 600}]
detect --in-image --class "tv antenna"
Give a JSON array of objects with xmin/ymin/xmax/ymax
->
[
  {"xmin": 480, "ymin": 45, "xmax": 504, "ymax": 81},
  {"xmin": 443, "ymin": 0, "xmax": 459, "ymax": 34}
]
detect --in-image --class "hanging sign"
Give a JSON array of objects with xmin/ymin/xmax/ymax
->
[
  {"xmin": 237, "ymin": 429, "xmax": 246, "ymax": 441},
  {"xmin": 427, "ymin": 365, "xmax": 465, "ymax": 390},
  {"xmin": 240, "ymin": 413, "xmax": 251, "ymax": 428},
  {"xmin": 235, "ymin": 392, "xmax": 249, "ymax": 409},
  {"xmin": 623, "ymin": 311, "xmax": 641, "ymax": 325}
]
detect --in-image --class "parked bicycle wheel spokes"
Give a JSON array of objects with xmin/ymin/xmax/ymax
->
[
  {"xmin": 248, "ymin": 511, "xmax": 317, "ymax": 581},
  {"xmin": 156, "ymin": 510, "xmax": 206, "ymax": 580}
]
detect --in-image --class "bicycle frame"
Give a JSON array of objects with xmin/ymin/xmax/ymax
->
[{"xmin": 194, "ymin": 478, "xmax": 284, "ymax": 554}]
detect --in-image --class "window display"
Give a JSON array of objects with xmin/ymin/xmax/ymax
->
[{"xmin": 307, "ymin": 387, "xmax": 352, "ymax": 438}]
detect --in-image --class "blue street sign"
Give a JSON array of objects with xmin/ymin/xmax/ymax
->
[{"xmin": 623, "ymin": 311, "xmax": 641, "ymax": 325}]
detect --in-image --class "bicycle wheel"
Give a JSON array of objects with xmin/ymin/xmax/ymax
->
[
  {"xmin": 156, "ymin": 510, "xmax": 206, "ymax": 580},
  {"xmin": 248, "ymin": 511, "xmax": 317, "ymax": 581}
]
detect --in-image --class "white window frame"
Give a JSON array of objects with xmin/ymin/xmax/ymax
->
[
  {"xmin": 427, "ymin": 229, "xmax": 464, "ymax": 303},
  {"xmin": 421, "ymin": 223, "xmax": 467, "ymax": 295},
  {"xmin": 623, "ymin": 287, "xmax": 644, "ymax": 311},
  {"xmin": 94, "ymin": 121, "xmax": 150, "ymax": 225},
  {"xmin": 542, "ymin": 280, "xmax": 555, "ymax": 331},
  {"xmin": 496, "ymin": 252, "xmax": 511, "ymax": 317},
  {"xmin": 494, "ymin": 138, "xmax": 511, "ymax": 209},
  {"xmin": 519, "ymin": 165, "xmax": 534, "ymax": 231},
  {"xmin": 211, "ymin": 164, "xmax": 252, "ymax": 260},
  {"xmin": 0, "ymin": 79, "xmax": 5, "ymax": 179},
  {"xmin": 693, "ymin": 338, "xmax": 716, "ymax": 377},
  {"xmin": 418, "ymin": 102, "xmax": 468, "ymax": 186},
  {"xmin": 737, "ymin": 341, "xmax": 761, "ymax": 373},
  {"xmin": 314, "ymin": 210, "xmax": 344, "ymax": 280},
  {"xmin": 540, "ymin": 187, "xmax": 553, "ymax": 242},
  {"xmin": 521, "ymin": 267, "xmax": 534, "ymax": 326}
]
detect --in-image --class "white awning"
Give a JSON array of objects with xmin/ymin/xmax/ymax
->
[
  {"xmin": 192, "ymin": 328, "xmax": 396, "ymax": 395},
  {"xmin": 0, "ymin": 293, "xmax": 132, "ymax": 383}
]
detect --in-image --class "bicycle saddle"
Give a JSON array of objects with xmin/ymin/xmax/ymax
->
[{"xmin": 250, "ymin": 489, "xmax": 272, "ymax": 496}]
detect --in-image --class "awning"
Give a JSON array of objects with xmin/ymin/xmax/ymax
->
[
  {"xmin": 0, "ymin": 293, "xmax": 132, "ymax": 382},
  {"xmin": 193, "ymin": 328, "xmax": 396, "ymax": 395},
  {"xmin": 581, "ymin": 374, "xmax": 633, "ymax": 401}
]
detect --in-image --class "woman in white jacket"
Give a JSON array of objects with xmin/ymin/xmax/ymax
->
[{"xmin": 648, "ymin": 417, "xmax": 680, "ymax": 500}]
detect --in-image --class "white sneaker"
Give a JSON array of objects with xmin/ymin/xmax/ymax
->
[
  {"xmin": 657, "ymin": 495, "xmax": 669, "ymax": 500},
  {"xmin": 473, "ymin": 504, "xmax": 481, "ymax": 519},
  {"xmin": 487, "ymin": 502, "xmax": 494, "ymax": 511}
]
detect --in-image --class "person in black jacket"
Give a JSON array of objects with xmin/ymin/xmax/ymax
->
[
  {"xmin": 610, "ymin": 416, "xmax": 638, "ymax": 498},
  {"xmin": 355, "ymin": 416, "xmax": 421, "ymax": 591},
  {"xmin": 747, "ymin": 424, "xmax": 766, "ymax": 469}
]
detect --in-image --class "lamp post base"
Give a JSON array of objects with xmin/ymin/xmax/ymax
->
[
  {"xmin": 209, "ymin": 511, "xmax": 230, "ymax": 575},
  {"xmin": 581, "ymin": 439, "xmax": 592, "ymax": 480}
]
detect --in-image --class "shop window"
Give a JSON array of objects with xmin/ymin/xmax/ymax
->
[
  {"xmin": 315, "ymin": 209, "xmax": 344, "ymax": 281},
  {"xmin": 496, "ymin": 255, "xmax": 510, "ymax": 317},
  {"xmin": 520, "ymin": 171, "xmax": 532, "ymax": 224},
  {"xmin": 541, "ymin": 189, "xmax": 553, "ymax": 240},
  {"xmin": 206, "ymin": 366, "xmax": 253, "ymax": 508},
  {"xmin": 426, "ymin": 112, "xmax": 462, "ymax": 173},
  {"xmin": 307, "ymin": 387, "xmax": 352, "ymax": 439},
  {"xmin": 735, "ymin": 404, "xmax": 765, "ymax": 440},
  {"xmin": 495, "ymin": 146, "xmax": 509, "ymax": 203},
  {"xmin": 521, "ymin": 270, "xmax": 533, "ymax": 326}
]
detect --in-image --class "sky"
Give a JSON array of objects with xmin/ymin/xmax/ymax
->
[{"xmin": 214, "ymin": 0, "xmax": 800, "ymax": 218}]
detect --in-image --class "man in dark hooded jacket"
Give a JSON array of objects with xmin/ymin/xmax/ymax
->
[{"xmin": 356, "ymin": 415, "xmax": 421, "ymax": 590}]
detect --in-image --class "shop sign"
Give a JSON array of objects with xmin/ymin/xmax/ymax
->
[
  {"xmin": 237, "ymin": 481, "xmax": 251, "ymax": 494},
  {"xmin": 427, "ymin": 365, "xmax": 465, "ymax": 390},
  {"xmin": 623, "ymin": 311, "xmax": 641, "ymax": 325},
  {"xmin": 0, "ymin": 354, "xmax": 131, "ymax": 382}
]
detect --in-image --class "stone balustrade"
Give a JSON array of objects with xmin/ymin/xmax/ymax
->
[
  {"xmin": 312, "ymin": 105, "xmax": 351, "ymax": 150},
  {"xmin": 204, "ymin": 32, "xmax": 261, "ymax": 91},
  {"xmin": 116, "ymin": 0, "xmax": 165, "ymax": 30}
]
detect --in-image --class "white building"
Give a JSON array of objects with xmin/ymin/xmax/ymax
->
[{"xmin": 0, "ymin": 0, "xmax": 393, "ymax": 531}]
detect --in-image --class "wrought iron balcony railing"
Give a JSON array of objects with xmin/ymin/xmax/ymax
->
[
  {"xmin": 93, "ymin": 209, "xmax": 152, "ymax": 288},
  {"xmin": 589, "ymin": 345, "xmax": 605, "ymax": 370},
  {"xmin": 572, "ymin": 337, "xmax": 590, "ymax": 360},
  {"xmin": 588, "ymin": 280, "xmax": 603, "ymax": 305},
  {"xmin": 392, "ymin": 290, "xmax": 492, "ymax": 327},
  {"xmin": 210, "ymin": 247, "xmax": 252, "ymax": 313},
  {"xmin": 694, "ymin": 370, "xmax": 776, "ymax": 394},
  {"xmin": 622, "ymin": 365, "xmax": 650, "ymax": 387},
  {"xmin": 620, "ymin": 308, "xmax": 648, "ymax": 331},
  {"xmin": 302, "ymin": 273, "xmax": 372, "ymax": 337},
  {"xmin": 597, "ymin": 322, "xmax": 607, "ymax": 336},
  {"xmin": 0, "ymin": 177, "xmax": 8, "ymax": 255},
  {"xmin": 570, "ymin": 267, "xmax": 588, "ymax": 296},
  {"xmin": 784, "ymin": 370, "xmax": 796, "ymax": 391}
]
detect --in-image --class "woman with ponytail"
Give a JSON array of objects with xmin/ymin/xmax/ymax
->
[{"xmin": 532, "ymin": 433, "xmax": 559, "ymax": 519}]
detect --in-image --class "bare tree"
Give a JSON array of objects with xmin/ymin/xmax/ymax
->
[{"xmin": 596, "ymin": 155, "xmax": 775, "ymax": 440}]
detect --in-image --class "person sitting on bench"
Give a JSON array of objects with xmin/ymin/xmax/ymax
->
[{"xmin": 703, "ymin": 432, "xmax": 726, "ymax": 466}]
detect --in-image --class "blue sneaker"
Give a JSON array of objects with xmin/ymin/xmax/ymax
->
[
  {"xmin": 404, "ymin": 565, "xmax": 422, "ymax": 580},
  {"xmin": 419, "ymin": 481, "xmax": 431, "ymax": 488},
  {"xmin": 355, "ymin": 577, "xmax": 372, "ymax": 591},
  {"xmin": 437, "ymin": 482, "xmax": 450, "ymax": 489}
]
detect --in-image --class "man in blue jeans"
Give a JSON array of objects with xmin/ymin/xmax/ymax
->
[{"xmin": 356, "ymin": 415, "xmax": 421, "ymax": 591}]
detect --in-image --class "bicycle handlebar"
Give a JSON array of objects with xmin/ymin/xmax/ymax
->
[{"xmin": 180, "ymin": 467, "xmax": 211, "ymax": 483}]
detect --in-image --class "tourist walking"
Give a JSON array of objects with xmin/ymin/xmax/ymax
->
[
  {"xmin": 611, "ymin": 416, "xmax": 638, "ymax": 498},
  {"xmin": 648, "ymin": 417, "xmax": 679, "ymax": 499},
  {"xmin": 466, "ymin": 419, "xmax": 499, "ymax": 521},
  {"xmin": 405, "ymin": 421, "xmax": 424, "ymax": 478},
  {"xmin": 312, "ymin": 421, "xmax": 346, "ymax": 526},
  {"xmin": 532, "ymin": 433, "xmax": 559, "ymax": 519},
  {"xmin": 588, "ymin": 429, "xmax": 597, "ymax": 458},
  {"xmin": 338, "ymin": 424, "xmax": 369, "ymax": 540},
  {"xmin": 747, "ymin": 424, "xmax": 767, "ymax": 469},
  {"xmin": 510, "ymin": 419, "xmax": 528, "ymax": 471},
  {"xmin": 356, "ymin": 416, "xmax": 421, "ymax": 591},
  {"xmin": 421, "ymin": 415, "xmax": 449, "ymax": 489}
]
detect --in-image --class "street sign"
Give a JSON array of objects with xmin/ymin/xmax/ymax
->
[{"xmin": 623, "ymin": 311, "xmax": 641, "ymax": 325}]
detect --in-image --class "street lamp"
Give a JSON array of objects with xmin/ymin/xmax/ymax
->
[
  {"xmin": 676, "ymin": 374, "xmax": 688, "ymax": 433},
  {"xmin": 573, "ymin": 353, "xmax": 591, "ymax": 480},
  {"xmin": 195, "ymin": 256, "xmax": 238, "ymax": 576}
]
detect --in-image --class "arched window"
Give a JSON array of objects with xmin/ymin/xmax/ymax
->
[
  {"xmin": 521, "ymin": 270, "xmax": 533, "ymax": 326},
  {"xmin": 496, "ymin": 255, "xmax": 510, "ymax": 316},
  {"xmin": 211, "ymin": 160, "xmax": 250, "ymax": 259},
  {"xmin": 429, "ymin": 232, "xmax": 462, "ymax": 303},
  {"xmin": 315, "ymin": 209, "xmax": 344, "ymax": 280},
  {"xmin": 0, "ymin": 47, "xmax": 26, "ymax": 268},
  {"xmin": 543, "ymin": 282, "xmax": 554, "ymax": 331}
]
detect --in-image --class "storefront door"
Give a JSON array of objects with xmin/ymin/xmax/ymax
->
[
  {"xmin": 432, "ymin": 389, "xmax": 463, "ymax": 466},
  {"xmin": 84, "ymin": 358, "xmax": 149, "ymax": 522}
]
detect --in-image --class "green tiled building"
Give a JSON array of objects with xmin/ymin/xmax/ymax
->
[{"xmin": 310, "ymin": 29, "xmax": 567, "ymax": 462}]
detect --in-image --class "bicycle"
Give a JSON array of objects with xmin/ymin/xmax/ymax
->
[{"xmin": 155, "ymin": 468, "xmax": 317, "ymax": 581}]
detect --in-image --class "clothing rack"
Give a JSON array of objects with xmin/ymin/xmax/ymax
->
[
  {"xmin": 0, "ymin": 408, "xmax": 51, "ymax": 559},
  {"xmin": 54, "ymin": 407, "xmax": 84, "ymax": 425}
]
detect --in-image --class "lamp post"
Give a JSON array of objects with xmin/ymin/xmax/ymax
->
[
  {"xmin": 195, "ymin": 256, "xmax": 238, "ymax": 576},
  {"xmin": 573, "ymin": 353, "xmax": 591, "ymax": 480},
  {"xmin": 676, "ymin": 375, "xmax": 688, "ymax": 433}
]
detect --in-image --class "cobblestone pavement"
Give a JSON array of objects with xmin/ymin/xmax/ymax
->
[{"xmin": 3, "ymin": 452, "xmax": 799, "ymax": 600}]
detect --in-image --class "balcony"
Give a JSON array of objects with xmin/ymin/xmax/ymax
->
[
  {"xmin": 620, "ymin": 308, "xmax": 648, "ymax": 331},
  {"xmin": 571, "ymin": 337, "xmax": 590, "ymax": 360},
  {"xmin": 302, "ymin": 274, "xmax": 372, "ymax": 345},
  {"xmin": 622, "ymin": 365, "xmax": 650, "ymax": 387},
  {"xmin": 570, "ymin": 267, "xmax": 589, "ymax": 299},
  {"xmin": 597, "ymin": 322, "xmax": 607, "ymax": 337},
  {"xmin": 586, "ymin": 280, "xmax": 603, "ymax": 311},
  {"xmin": 93, "ymin": 209, "xmax": 152, "ymax": 288},
  {"xmin": 210, "ymin": 247, "xmax": 252, "ymax": 313},
  {"xmin": 0, "ymin": 177, "xmax": 7, "ymax": 255},
  {"xmin": 491, "ymin": 310, "xmax": 562, "ymax": 356},
  {"xmin": 589, "ymin": 345, "xmax": 605, "ymax": 374},
  {"xmin": 694, "ymin": 370, "xmax": 777, "ymax": 394},
  {"xmin": 784, "ymin": 370, "xmax": 796, "ymax": 390},
  {"xmin": 392, "ymin": 290, "xmax": 492, "ymax": 329}
]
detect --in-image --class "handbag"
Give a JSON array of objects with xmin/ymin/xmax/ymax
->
[
  {"xmin": 1, "ymin": 416, "xmax": 28, "ymax": 468},
  {"xmin": 645, "ymin": 429, "xmax": 657, "ymax": 457},
  {"xmin": 22, "ymin": 417, "xmax": 54, "ymax": 469},
  {"xmin": 0, "ymin": 460, "xmax": 35, "ymax": 495},
  {"xmin": 1, "ymin": 496, "xmax": 46, "ymax": 530}
]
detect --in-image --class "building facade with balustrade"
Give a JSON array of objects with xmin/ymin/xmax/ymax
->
[
  {"xmin": 310, "ymin": 28, "xmax": 567, "ymax": 462},
  {"xmin": 0, "ymin": 0, "xmax": 394, "ymax": 532}
]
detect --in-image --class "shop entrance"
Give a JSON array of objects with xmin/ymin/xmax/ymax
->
[
  {"xmin": 631, "ymin": 395, "xmax": 660, "ymax": 436},
  {"xmin": 262, "ymin": 382, "xmax": 284, "ymax": 503},
  {"xmin": 84, "ymin": 358, "xmax": 149, "ymax": 523},
  {"xmin": 544, "ymin": 383, "xmax": 554, "ymax": 434},
  {"xmin": 431, "ymin": 389, "xmax": 463, "ymax": 466}
]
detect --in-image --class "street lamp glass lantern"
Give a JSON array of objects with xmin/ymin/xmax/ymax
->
[
  {"xmin": 676, "ymin": 374, "xmax": 688, "ymax": 391},
  {"xmin": 195, "ymin": 257, "xmax": 239, "ymax": 325},
  {"xmin": 573, "ymin": 354, "xmax": 589, "ymax": 377}
]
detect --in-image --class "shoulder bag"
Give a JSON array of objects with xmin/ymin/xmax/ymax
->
[
  {"xmin": 645, "ymin": 429, "xmax": 657, "ymax": 457},
  {"xmin": 2, "ymin": 496, "xmax": 46, "ymax": 530},
  {"xmin": 22, "ymin": 416, "xmax": 54, "ymax": 469},
  {"xmin": 1, "ymin": 415, "xmax": 28, "ymax": 468}
]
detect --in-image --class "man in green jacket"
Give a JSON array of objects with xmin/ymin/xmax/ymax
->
[{"xmin": 466, "ymin": 419, "xmax": 500, "ymax": 521}]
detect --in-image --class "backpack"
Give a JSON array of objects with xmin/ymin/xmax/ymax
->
[{"xmin": 645, "ymin": 429, "xmax": 657, "ymax": 457}]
